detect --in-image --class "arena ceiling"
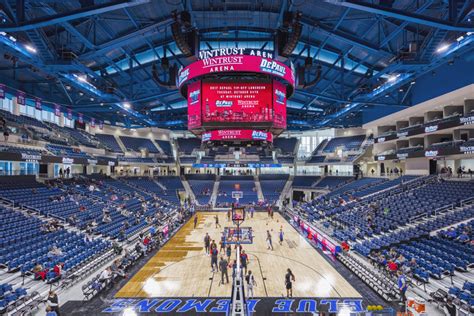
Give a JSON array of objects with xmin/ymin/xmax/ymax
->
[{"xmin": 0, "ymin": 0, "xmax": 473, "ymax": 130}]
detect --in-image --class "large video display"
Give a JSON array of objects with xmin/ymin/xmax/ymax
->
[
  {"xmin": 187, "ymin": 81, "xmax": 201, "ymax": 129},
  {"xmin": 272, "ymin": 80, "xmax": 287, "ymax": 129},
  {"xmin": 201, "ymin": 82, "xmax": 273, "ymax": 124},
  {"xmin": 202, "ymin": 129, "xmax": 273, "ymax": 142}
]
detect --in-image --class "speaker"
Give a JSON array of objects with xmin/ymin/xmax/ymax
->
[
  {"xmin": 171, "ymin": 22, "xmax": 196, "ymax": 57},
  {"xmin": 280, "ymin": 22, "xmax": 302, "ymax": 57}
]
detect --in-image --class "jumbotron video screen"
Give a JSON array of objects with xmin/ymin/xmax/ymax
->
[{"xmin": 187, "ymin": 80, "xmax": 287, "ymax": 130}]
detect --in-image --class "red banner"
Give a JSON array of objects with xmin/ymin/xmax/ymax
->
[
  {"xmin": 178, "ymin": 55, "xmax": 295, "ymax": 89},
  {"xmin": 201, "ymin": 129, "xmax": 273, "ymax": 142},
  {"xmin": 273, "ymin": 80, "xmax": 287, "ymax": 129},
  {"xmin": 187, "ymin": 81, "xmax": 202, "ymax": 129}
]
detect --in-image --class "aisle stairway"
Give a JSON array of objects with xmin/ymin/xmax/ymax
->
[{"xmin": 254, "ymin": 175, "xmax": 264, "ymax": 201}]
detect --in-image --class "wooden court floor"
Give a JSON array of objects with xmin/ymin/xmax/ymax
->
[{"xmin": 116, "ymin": 212, "xmax": 361, "ymax": 298}]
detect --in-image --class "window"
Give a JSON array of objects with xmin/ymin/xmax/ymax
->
[
  {"xmin": 1, "ymin": 97, "xmax": 13, "ymax": 112},
  {"xmin": 19, "ymin": 104, "xmax": 26, "ymax": 114}
]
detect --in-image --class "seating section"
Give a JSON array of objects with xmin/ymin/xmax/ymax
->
[
  {"xmin": 306, "ymin": 155, "xmax": 325, "ymax": 163},
  {"xmin": 292, "ymin": 176, "xmax": 321, "ymax": 188},
  {"xmin": 119, "ymin": 136, "xmax": 159, "ymax": 153},
  {"xmin": 323, "ymin": 135, "xmax": 366, "ymax": 153},
  {"xmin": 0, "ymin": 145, "xmax": 46, "ymax": 156},
  {"xmin": 0, "ymin": 109, "xmax": 49, "ymax": 130},
  {"xmin": 187, "ymin": 174, "xmax": 216, "ymax": 205},
  {"xmin": 352, "ymin": 175, "xmax": 418, "ymax": 198},
  {"xmin": 325, "ymin": 177, "xmax": 386, "ymax": 198},
  {"xmin": 335, "ymin": 180, "xmax": 474, "ymax": 239},
  {"xmin": 95, "ymin": 134, "xmax": 123, "ymax": 153},
  {"xmin": 177, "ymin": 138, "xmax": 201, "ymax": 154},
  {"xmin": 217, "ymin": 176, "xmax": 258, "ymax": 205},
  {"xmin": 46, "ymin": 144, "xmax": 91, "ymax": 159},
  {"xmin": 259, "ymin": 174, "xmax": 288, "ymax": 203},
  {"xmin": 0, "ymin": 205, "xmax": 110, "ymax": 277},
  {"xmin": 273, "ymin": 138, "xmax": 298, "ymax": 154},
  {"xmin": 155, "ymin": 140, "xmax": 173, "ymax": 156},
  {"xmin": 315, "ymin": 176, "xmax": 352, "ymax": 189}
]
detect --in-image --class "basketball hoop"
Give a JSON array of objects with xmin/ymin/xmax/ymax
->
[{"xmin": 232, "ymin": 191, "xmax": 243, "ymax": 200}]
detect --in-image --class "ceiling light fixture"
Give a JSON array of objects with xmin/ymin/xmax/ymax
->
[{"xmin": 436, "ymin": 44, "xmax": 450, "ymax": 53}]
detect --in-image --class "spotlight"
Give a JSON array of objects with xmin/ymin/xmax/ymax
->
[
  {"xmin": 123, "ymin": 102, "xmax": 131, "ymax": 109},
  {"xmin": 24, "ymin": 44, "xmax": 37, "ymax": 54},
  {"xmin": 436, "ymin": 44, "xmax": 450, "ymax": 53}
]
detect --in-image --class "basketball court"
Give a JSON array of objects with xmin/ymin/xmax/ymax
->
[{"xmin": 116, "ymin": 211, "xmax": 361, "ymax": 299}]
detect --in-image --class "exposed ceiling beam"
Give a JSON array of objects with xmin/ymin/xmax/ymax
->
[
  {"xmin": 0, "ymin": 0, "xmax": 150, "ymax": 32},
  {"xmin": 325, "ymin": 0, "xmax": 474, "ymax": 32},
  {"xmin": 78, "ymin": 17, "xmax": 173, "ymax": 60},
  {"xmin": 300, "ymin": 16, "xmax": 393, "ymax": 56}
]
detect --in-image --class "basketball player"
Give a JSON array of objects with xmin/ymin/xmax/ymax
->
[
  {"xmin": 240, "ymin": 250, "xmax": 249, "ymax": 274},
  {"xmin": 285, "ymin": 268, "xmax": 295, "ymax": 297},
  {"xmin": 266, "ymin": 230, "xmax": 273, "ymax": 250},
  {"xmin": 211, "ymin": 239, "xmax": 217, "ymax": 250},
  {"xmin": 204, "ymin": 233, "xmax": 210, "ymax": 255},
  {"xmin": 279, "ymin": 228, "xmax": 284, "ymax": 245},
  {"xmin": 219, "ymin": 238, "xmax": 225, "ymax": 252},
  {"xmin": 210, "ymin": 247, "xmax": 219, "ymax": 272},
  {"xmin": 215, "ymin": 214, "xmax": 221, "ymax": 228},
  {"xmin": 194, "ymin": 214, "xmax": 198, "ymax": 229},
  {"xmin": 245, "ymin": 270, "xmax": 256, "ymax": 298},
  {"xmin": 226, "ymin": 244, "xmax": 232, "ymax": 260},
  {"xmin": 227, "ymin": 209, "xmax": 231, "ymax": 221}
]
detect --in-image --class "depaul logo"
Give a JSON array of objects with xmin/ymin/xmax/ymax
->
[
  {"xmin": 189, "ymin": 89, "xmax": 200, "ymax": 105},
  {"xmin": 252, "ymin": 130, "xmax": 268, "ymax": 140},
  {"xmin": 202, "ymin": 133, "xmax": 211, "ymax": 141},
  {"xmin": 275, "ymin": 89, "xmax": 286, "ymax": 104},
  {"xmin": 216, "ymin": 100, "xmax": 233, "ymax": 107},
  {"xmin": 178, "ymin": 67, "xmax": 189, "ymax": 86},
  {"xmin": 260, "ymin": 58, "xmax": 286, "ymax": 77}
]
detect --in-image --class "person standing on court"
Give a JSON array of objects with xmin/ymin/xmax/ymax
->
[
  {"xmin": 279, "ymin": 228, "xmax": 284, "ymax": 245},
  {"xmin": 226, "ymin": 244, "xmax": 232, "ymax": 260},
  {"xmin": 266, "ymin": 230, "xmax": 273, "ymax": 250},
  {"xmin": 240, "ymin": 250, "xmax": 249, "ymax": 274},
  {"xmin": 204, "ymin": 233, "xmax": 211, "ymax": 255},
  {"xmin": 194, "ymin": 214, "xmax": 198, "ymax": 229},
  {"xmin": 211, "ymin": 247, "xmax": 219, "ymax": 272},
  {"xmin": 245, "ymin": 270, "xmax": 256, "ymax": 298},
  {"xmin": 215, "ymin": 214, "xmax": 221, "ymax": 228},
  {"xmin": 285, "ymin": 268, "xmax": 295, "ymax": 297},
  {"xmin": 219, "ymin": 256, "xmax": 229, "ymax": 284}
]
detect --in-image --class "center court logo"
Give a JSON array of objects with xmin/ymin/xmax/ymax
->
[
  {"xmin": 252, "ymin": 131, "xmax": 268, "ymax": 140},
  {"xmin": 215, "ymin": 100, "xmax": 233, "ymax": 107}
]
